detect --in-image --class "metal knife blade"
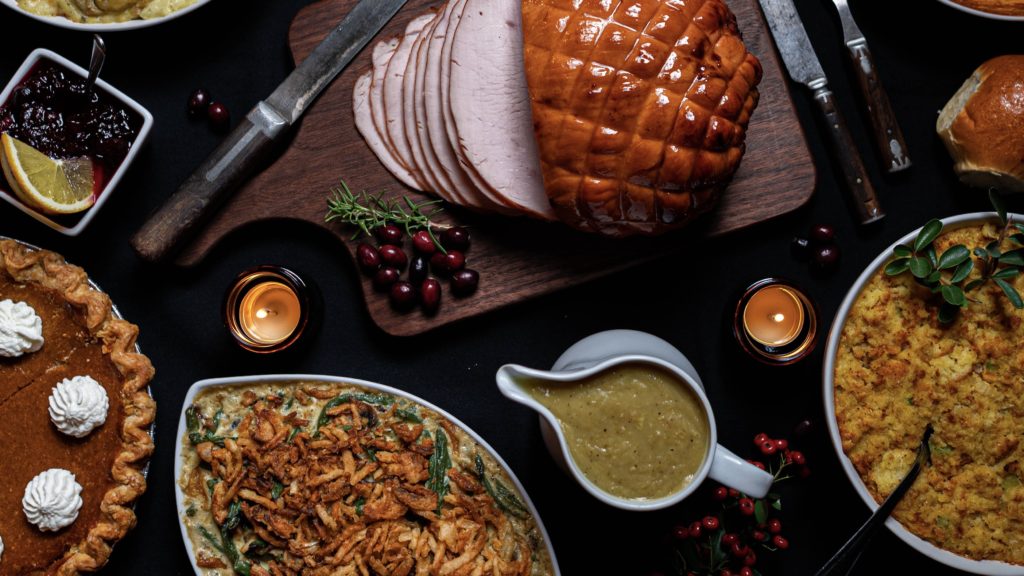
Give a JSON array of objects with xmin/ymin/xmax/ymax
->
[
  {"xmin": 757, "ymin": 0, "xmax": 884, "ymax": 224},
  {"xmin": 758, "ymin": 0, "xmax": 826, "ymax": 88},
  {"xmin": 830, "ymin": 0, "xmax": 911, "ymax": 172},
  {"xmin": 131, "ymin": 0, "xmax": 408, "ymax": 263}
]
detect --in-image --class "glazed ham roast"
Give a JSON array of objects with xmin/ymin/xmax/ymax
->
[{"xmin": 354, "ymin": 0, "xmax": 762, "ymax": 237}]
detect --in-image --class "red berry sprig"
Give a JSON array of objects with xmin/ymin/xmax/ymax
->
[{"xmin": 660, "ymin": 431, "xmax": 810, "ymax": 576}]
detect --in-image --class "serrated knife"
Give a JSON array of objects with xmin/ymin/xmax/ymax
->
[
  {"xmin": 131, "ymin": 0, "xmax": 409, "ymax": 263},
  {"xmin": 831, "ymin": 0, "xmax": 910, "ymax": 173},
  {"xmin": 757, "ymin": 0, "xmax": 884, "ymax": 225}
]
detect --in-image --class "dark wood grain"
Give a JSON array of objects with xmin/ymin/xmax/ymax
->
[
  {"xmin": 845, "ymin": 42, "xmax": 911, "ymax": 173},
  {"xmin": 812, "ymin": 87, "xmax": 884, "ymax": 225},
  {"xmin": 175, "ymin": 0, "xmax": 816, "ymax": 336}
]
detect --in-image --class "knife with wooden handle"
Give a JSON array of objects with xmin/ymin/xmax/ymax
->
[
  {"xmin": 831, "ymin": 0, "xmax": 911, "ymax": 173},
  {"xmin": 131, "ymin": 0, "xmax": 409, "ymax": 263},
  {"xmin": 757, "ymin": 0, "xmax": 884, "ymax": 225}
]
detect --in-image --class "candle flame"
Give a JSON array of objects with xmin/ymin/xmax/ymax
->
[
  {"xmin": 772, "ymin": 313, "xmax": 785, "ymax": 323},
  {"xmin": 256, "ymin": 308, "xmax": 277, "ymax": 319}
]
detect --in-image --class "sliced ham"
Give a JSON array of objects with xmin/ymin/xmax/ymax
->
[
  {"xmin": 353, "ymin": 73, "xmax": 421, "ymax": 190},
  {"xmin": 383, "ymin": 14, "xmax": 434, "ymax": 192},
  {"xmin": 448, "ymin": 0, "xmax": 555, "ymax": 220}
]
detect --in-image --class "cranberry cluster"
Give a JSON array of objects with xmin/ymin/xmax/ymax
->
[
  {"xmin": 792, "ymin": 224, "xmax": 841, "ymax": 272},
  {"xmin": 356, "ymin": 224, "xmax": 479, "ymax": 315},
  {"xmin": 655, "ymin": 432, "xmax": 810, "ymax": 576},
  {"xmin": 186, "ymin": 88, "xmax": 230, "ymax": 131}
]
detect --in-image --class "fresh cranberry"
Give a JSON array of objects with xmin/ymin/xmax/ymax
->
[
  {"xmin": 378, "ymin": 244, "xmax": 408, "ymax": 271},
  {"xmin": 374, "ymin": 224, "xmax": 404, "ymax": 246},
  {"xmin": 813, "ymin": 244, "xmax": 841, "ymax": 271},
  {"xmin": 752, "ymin": 530, "xmax": 767, "ymax": 542},
  {"xmin": 774, "ymin": 439, "xmax": 789, "ymax": 451},
  {"xmin": 743, "ymin": 551, "xmax": 757, "ymax": 566},
  {"xmin": 372, "ymin": 268, "xmax": 400, "ymax": 292},
  {"xmin": 420, "ymin": 278, "xmax": 441, "ymax": 315},
  {"xmin": 388, "ymin": 281, "xmax": 417, "ymax": 312},
  {"xmin": 688, "ymin": 521, "xmax": 702, "ymax": 539},
  {"xmin": 672, "ymin": 524, "xmax": 689, "ymax": 541},
  {"xmin": 412, "ymin": 230, "xmax": 436, "ymax": 255},
  {"xmin": 790, "ymin": 451, "xmax": 806, "ymax": 466},
  {"xmin": 431, "ymin": 250, "xmax": 465, "ymax": 275},
  {"xmin": 450, "ymin": 269, "xmax": 479, "ymax": 297},
  {"xmin": 713, "ymin": 486, "xmax": 729, "ymax": 501},
  {"xmin": 356, "ymin": 243, "xmax": 380, "ymax": 274},
  {"xmin": 730, "ymin": 541, "xmax": 747, "ymax": 557},
  {"xmin": 702, "ymin": 516, "xmax": 719, "ymax": 531},
  {"xmin": 760, "ymin": 440, "xmax": 777, "ymax": 455},
  {"xmin": 440, "ymin": 226, "xmax": 470, "ymax": 251},
  {"xmin": 719, "ymin": 570, "xmax": 733, "ymax": 576},
  {"xmin": 738, "ymin": 498, "xmax": 755, "ymax": 516},
  {"xmin": 748, "ymin": 460, "xmax": 766, "ymax": 471},
  {"xmin": 754, "ymin": 433, "xmax": 769, "ymax": 446},
  {"xmin": 207, "ymin": 101, "xmax": 230, "ymax": 131},
  {"xmin": 810, "ymin": 223, "xmax": 836, "ymax": 244},
  {"xmin": 409, "ymin": 256, "xmax": 429, "ymax": 286},
  {"xmin": 772, "ymin": 535, "xmax": 789, "ymax": 550},
  {"xmin": 768, "ymin": 519, "xmax": 782, "ymax": 534},
  {"xmin": 722, "ymin": 533, "xmax": 738, "ymax": 546},
  {"xmin": 187, "ymin": 88, "xmax": 210, "ymax": 119},
  {"xmin": 739, "ymin": 568, "xmax": 753, "ymax": 576}
]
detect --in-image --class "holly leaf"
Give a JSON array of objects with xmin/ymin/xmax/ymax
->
[
  {"xmin": 909, "ymin": 257, "xmax": 933, "ymax": 279},
  {"xmin": 951, "ymin": 259, "xmax": 974, "ymax": 283},
  {"xmin": 885, "ymin": 258, "xmax": 911, "ymax": 276},
  {"xmin": 938, "ymin": 245, "xmax": 970, "ymax": 270},
  {"xmin": 915, "ymin": 220, "xmax": 943, "ymax": 253},
  {"xmin": 941, "ymin": 285, "xmax": 966, "ymax": 307},
  {"xmin": 754, "ymin": 500, "xmax": 767, "ymax": 525},
  {"xmin": 995, "ymin": 279, "xmax": 1024, "ymax": 309},
  {"xmin": 991, "ymin": 189, "xmax": 1009, "ymax": 224}
]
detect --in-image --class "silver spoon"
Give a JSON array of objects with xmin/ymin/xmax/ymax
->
[
  {"xmin": 813, "ymin": 424, "xmax": 934, "ymax": 576},
  {"xmin": 85, "ymin": 34, "xmax": 106, "ymax": 100}
]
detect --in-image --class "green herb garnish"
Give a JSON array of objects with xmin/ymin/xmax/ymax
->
[
  {"xmin": 325, "ymin": 181, "xmax": 447, "ymax": 252},
  {"xmin": 313, "ymin": 393, "xmax": 395, "ymax": 436},
  {"xmin": 354, "ymin": 496, "xmax": 366, "ymax": 516},
  {"xmin": 395, "ymin": 407, "xmax": 423, "ymax": 423},
  {"xmin": 426, "ymin": 429, "xmax": 452, "ymax": 515},
  {"xmin": 186, "ymin": 406, "xmax": 227, "ymax": 446},
  {"xmin": 206, "ymin": 478, "xmax": 220, "ymax": 493},
  {"xmin": 271, "ymin": 482, "xmax": 284, "ymax": 500},
  {"xmin": 223, "ymin": 500, "xmax": 242, "ymax": 531},
  {"xmin": 886, "ymin": 191, "xmax": 1024, "ymax": 323},
  {"xmin": 286, "ymin": 427, "xmax": 300, "ymax": 444}
]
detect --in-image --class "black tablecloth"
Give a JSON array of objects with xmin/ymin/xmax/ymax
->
[{"xmin": 1, "ymin": 1, "xmax": 1020, "ymax": 574}]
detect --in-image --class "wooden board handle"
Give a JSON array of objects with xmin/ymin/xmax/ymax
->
[
  {"xmin": 845, "ymin": 40, "xmax": 911, "ymax": 173},
  {"xmin": 131, "ymin": 103, "xmax": 287, "ymax": 263},
  {"xmin": 813, "ymin": 85, "xmax": 884, "ymax": 225}
]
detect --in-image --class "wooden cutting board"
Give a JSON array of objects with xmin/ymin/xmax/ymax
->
[{"xmin": 177, "ymin": 0, "xmax": 816, "ymax": 336}]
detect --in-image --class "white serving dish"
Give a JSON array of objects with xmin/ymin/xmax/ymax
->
[
  {"xmin": 0, "ymin": 48, "xmax": 153, "ymax": 236},
  {"xmin": 935, "ymin": 0, "xmax": 1024, "ymax": 21},
  {"xmin": 174, "ymin": 374, "xmax": 561, "ymax": 576},
  {"xmin": 823, "ymin": 212, "xmax": 1024, "ymax": 575},
  {"xmin": 0, "ymin": 0, "xmax": 212, "ymax": 30}
]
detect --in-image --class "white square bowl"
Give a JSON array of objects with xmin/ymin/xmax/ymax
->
[{"xmin": 0, "ymin": 48, "xmax": 153, "ymax": 236}]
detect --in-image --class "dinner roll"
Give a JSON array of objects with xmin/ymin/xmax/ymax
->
[{"xmin": 937, "ymin": 55, "xmax": 1024, "ymax": 193}]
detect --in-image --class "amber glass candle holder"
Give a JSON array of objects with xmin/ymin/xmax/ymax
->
[
  {"xmin": 733, "ymin": 278, "xmax": 817, "ymax": 366},
  {"xmin": 224, "ymin": 266, "xmax": 310, "ymax": 353}
]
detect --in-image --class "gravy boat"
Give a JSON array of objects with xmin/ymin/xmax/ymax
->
[{"xmin": 496, "ymin": 329, "xmax": 773, "ymax": 511}]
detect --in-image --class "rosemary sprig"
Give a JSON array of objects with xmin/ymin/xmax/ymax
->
[
  {"xmin": 885, "ymin": 191, "xmax": 1024, "ymax": 323},
  {"xmin": 325, "ymin": 181, "xmax": 447, "ymax": 251}
]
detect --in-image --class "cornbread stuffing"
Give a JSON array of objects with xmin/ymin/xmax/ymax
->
[{"xmin": 835, "ymin": 222, "xmax": 1024, "ymax": 564}]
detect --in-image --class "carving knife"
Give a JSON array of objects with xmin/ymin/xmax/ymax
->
[
  {"xmin": 131, "ymin": 0, "xmax": 409, "ymax": 263},
  {"xmin": 830, "ymin": 0, "xmax": 911, "ymax": 173},
  {"xmin": 757, "ymin": 0, "xmax": 884, "ymax": 225}
]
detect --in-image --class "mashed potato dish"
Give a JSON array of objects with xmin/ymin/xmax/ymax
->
[
  {"xmin": 17, "ymin": 0, "xmax": 197, "ymax": 23},
  {"xmin": 834, "ymin": 221, "xmax": 1024, "ymax": 564}
]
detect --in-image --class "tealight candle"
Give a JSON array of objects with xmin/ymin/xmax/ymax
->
[
  {"xmin": 734, "ymin": 279, "xmax": 817, "ymax": 365},
  {"xmin": 224, "ymin": 266, "xmax": 310, "ymax": 353}
]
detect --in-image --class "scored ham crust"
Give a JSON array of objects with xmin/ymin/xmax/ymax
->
[{"xmin": 522, "ymin": 0, "xmax": 762, "ymax": 236}]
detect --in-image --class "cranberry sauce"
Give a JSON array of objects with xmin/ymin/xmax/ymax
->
[{"xmin": 0, "ymin": 60, "xmax": 142, "ymax": 192}]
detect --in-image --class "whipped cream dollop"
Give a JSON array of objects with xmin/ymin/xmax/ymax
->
[
  {"xmin": 0, "ymin": 533, "xmax": 4, "ymax": 564},
  {"xmin": 48, "ymin": 376, "xmax": 109, "ymax": 438},
  {"xmin": 0, "ymin": 299, "xmax": 44, "ymax": 358},
  {"xmin": 23, "ymin": 469, "xmax": 82, "ymax": 532}
]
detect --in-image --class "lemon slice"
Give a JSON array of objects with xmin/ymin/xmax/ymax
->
[{"xmin": 1, "ymin": 133, "xmax": 95, "ymax": 215}]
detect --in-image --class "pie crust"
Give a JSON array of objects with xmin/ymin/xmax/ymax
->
[{"xmin": 0, "ymin": 239, "xmax": 155, "ymax": 574}]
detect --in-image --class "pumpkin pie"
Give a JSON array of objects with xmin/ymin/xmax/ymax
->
[{"xmin": 0, "ymin": 239, "xmax": 155, "ymax": 575}]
